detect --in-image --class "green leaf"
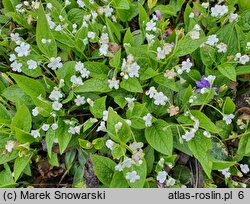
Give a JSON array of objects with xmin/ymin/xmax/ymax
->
[
  {"xmin": 188, "ymin": 131, "xmax": 212, "ymax": 178},
  {"xmin": 216, "ymin": 120, "xmax": 233, "ymax": 139},
  {"xmin": 222, "ymin": 97, "xmax": 236, "ymax": 114},
  {"xmin": 237, "ymin": 134, "xmax": 250, "ymax": 155},
  {"xmin": 107, "ymin": 108, "xmax": 133, "ymax": 143},
  {"xmin": 90, "ymin": 96, "xmax": 107, "ymax": 118},
  {"xmin": 145, "ymin": 120, "xmax": 173, "ymax": 155},
  {"xmin": 120, "ymin": 78, "xmax": 143, "ymax": 93},
  {"xmin": 110, "ymin": 49, "xmax": 121, "ymax": 68},
  {"xmin": 138, "ymin": 3, "xmax": 149, "ymax": 32},
  {"xmin": 11, "ymin": 104, "xmax": 32, "ymax": 133},
  {"xmin": 9, "ymin": 73, "xmax": 46, "ymax": 98},
  {"xmin": 46, "ymin": 128, "xmax": 56, "ymax": 158},
  {"xmin": 48, "ymin": 152, "xmax": 59, "ymax": 167},
  {"xmin": 123, "ymin": 28, "xmax": 134, "ymax": 46},
  {"xmin": 148, "ymin": 0, "xmax": 158, "ymax": 9},
  {"xmin": 217, "ymin": 63, "xmax": 236, "ymax": 81},
  {"xmin": 173, "ymin": 165, "xmax": 192, "ymax": 184},
  {"xmin": 2, "ymin": 0, "xmax": 16, "ymax": 12},
  {"xmin": 1, "ymin": 85, "xmax": 33, "ymax": 107},
  {"xmin": 123, "ymin": 158, "xmax": 147, "ymax": 188},
  {"xmin": 190, "ymin": 110, "xmax": 220, "ymax": 133},
  {"xmin": 110, "ymin": 172, "xmax": 129, "ymax": 188},
  {"xmin": 175, "ymin": 36, "xmax": 206, "ymax": 57},
  {"xmin": 153, "ymin": 75, "xmax": 179, "ymax": 92},
  {"xmin": 56, "ymin": 119, "xmax": 72, "ymax": 154},
  {"xmin": 200, "ymin": 46, "xmax": 216, "ymax": 67},
  {"xmin": 0, "ymin": 149, "xmax": 18, "ymax": 165},
  {"xmin": 0, "ymin": 164, "xmax": 17, "ymax": 187},
  {"xmin": 106, "ymin": 18, "xmax": 121, "ymax": 43},
  {"xmin": 36, "ymin": 4, "xmax": 57, "ymax": 57},
  {"xmin": 236, "ymin": 65, "xmax": 250, "ymax": 75},
  {"xmin": 144, "ymin": 145, "xmax": 155, "ymax": 174},
  {"xmin": 15, "ymin": 128, "xmax": 37, "ymax": 144},
  {"xmin": 140, "ymin": 68, "xmax": 158, "ymax": 81},
  {"xmin": 91, "ymin": 154, "xmax": 116, "ymax": 187},
  {"xmin": 74, "ymin": 78, "xmax": 110, "ymax": 93},
  {"xmin": 65, "ymin": 150, "xmax": 76, "ymax": 170},
  {"xmin": 56, "ymin": 61, "xmax": 76, "ymax": 87},
  {"xmin": 0, "ymin": 103, "xmax": 12, "ymax": 125},
  {"xmin": 14, "ymin": 153, "xmax": 33, "ymax": 181}
]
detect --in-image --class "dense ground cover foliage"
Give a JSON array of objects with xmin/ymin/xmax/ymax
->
[{"xmin": 0, "ymin": 0, "xmax": 250, "ymax": 188}]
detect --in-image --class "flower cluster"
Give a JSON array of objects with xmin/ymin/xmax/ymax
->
[{"xmin": 146, "ymin": 87, "xmax": 169, "ymax": 106}]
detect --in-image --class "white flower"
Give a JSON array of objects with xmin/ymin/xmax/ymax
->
[
  {"xmin": 125, "ymin": 119, "xmax": 132, "ymax": 126},
  {"xmin": 68, "ymin": 127, "xmax": 76, "ymax": 135},
  {"xmin": 239, "ymin": 55, "xmax": 249, "ymax": 65},
  {"xmin": 86, "ymin": 98, "xmax": 94, "ymax": 108},
  {"xmin": 204, "ymin": 75, "xmax": 216, "ymax": 84},
  {"xmin": 77, "ymin": 0, "xmax": 85, "ymax": 8},
  {"xmin": 9, "ymin": 54, "xmax": 16, "ymax": 62},
  {"xmin": 47, "ymin": 3, "xmax": 52, "ymax": 9},
  {"xmin": 211, "ymin": 5, "xmax": 228, "ymax": 17},
  {"xmin": 166, "ymin": 177, "xmax": 176, "ymax": 187},
  {"xmin": 115, "ymin": 164, "xmax": 123, "ymax": 172},
  {"xmin": 143, "ymin": 113, "xmax": 153, "ymax": 127},
  {"xmin": 41, "ymin": 124, "xmax": 50, "ymax": 131},
  {"xmin": 146, "ymin": 33, "xmax": 155, "ymax": 43},
  {"xmin": 27, "ymin": 59, "xmax": 37, "ymax": 69},
  {"xmin": 102, "ymin": 110, "xmax": 108, "ymax": 121},
  {"xmin": 74, "ymin": 95, "xmax": 86, "ymax": 106},
  {"xmin": 15, "ymin": 42, "xmax": 30, "ymax": 57},
  {"xmin": 216, "ymin": 43, "xmax": 227, "ymax": 53},
  {"xmin": 5, "ymin": 141, "xmax": 15, "ymax": 153},
  {"xmin": 10, "ymin": 33, "xmax": 21, "ymax": 44},
  {"xmin": 127, "ymin": 62, "xmax": 140, "ymax": 78},
  {"xmin": 31, "ymin": 130, "xmax": 40, "ymax": 138},
  {"xmin": 129, "ymin": 142, "xmax": 143, "ymax": 152},
  {"xmin": 10, "ymin": 61, "xmax": 22, "ymax": 72},
  {"xmin": 189, "ymin": 95, "xmax": 197, "ymax": 103},
  {"xmin": 125, "ymin": 171, "xmax": 140, "ymax": 183},
  {"xmin": 65, "ymin": 0, "xmax": 71, "ymax": 6},
  {"xmin": 219, "ymin": 168, "xmax": 231, "ymax": 178},
  {"xmin": 115, "ymin": 122, "xmax": 123, "ymax": 133},
  {"xmin": 163, "ymin": 43, "xmax": 173, "ymax": 55},
  {"xmin": 146, "ymin": 20, "xmax": 156, "ymax": 32},
  {"xmin": 223, "ymin": 114, "xmax": 235, "ymax": 125},
  {"xmin": 200, "ymin": 88, "xmax": 209, "ymax": 94},
  {"xmin": 240, "ymin": 164, "xmax": 249, "ymax": 174},
  {"xmin": 52, "ymin": 101, "xmax": 62, "ymax": 111},
  {"xmin": 146, "ymin": 87, "xmax": 157, "ymax": 98},
  {"xmin": 157, "ymin": 47, "xmax": 165, "ymax": 60},
  {"xmin": 32, "ymin": 107, "xmax": 39, "ymax": 116},
  {"xmin": 203, "ymin": 131, "xmax": 211, "ymax": 138},
  {"xmin": 125, "ymin": 97, "xmax": 136, "ymax": 110},
  {"xmin": 70, "ymin": 75, "xmax": 83, "ymax": 86},
  {"xmin": 189, "ymin": 12, "xmax": 195, "ymax": 18},
  {"xmin": 80, "ymin": 68, "xmax": 90, "ymax": 78},
  {"xmin": 51, "ymin": 123, "xmax": 58, "ymax": 130},
  {"xmin": 31, "ymin": 1, "xmax": 40, "ymax": 9},
  {"xmin": 247, "ymin": 42, "xmax": 250, "ymax": 50},
  {"xmin": 108, "ymin": 78, "xmax": 119, "ymax": 89},
  {"xmin": 122, "ymin": 158, "xmax": 135, "ymax": 169},
  {"xmin": 99, "ymin": 44, "xmax": 109, "ymax": 55},
  {"xmin": 157, "ymin": 171, "xmax": 167, "ymax": 183},
  {"xmin": 96, "ymin": 121, "xmax": 106, "ymax": 132},
  {"xmin": 106, "ymin": 139, "xmax": 115, "ymax": 150},
  {"xmin": 194, "ymin": 24, "xmax": 201, "ymax": 31},
  {"xmin": 206, "ymin": 35, "xmax": 219, "ymax": 46},
  {"xmin": 182, "ymin": 128, "xmax": 196, "ymax": 141},
  {"xmin": 87, "ymin": 31, "xmax": 96, "ymax": 40},
  {"xmin": 104, "ymin": 5, "xmax": 113, "ymax": 17},
  {"xmin": 49, "ymin": 87, "xmax": 63, "ymax": 101},
  {"xmin": 154, "ymin": 92, "xmax": 168, "ymax": 106},
  {"xmin": 190, "ymin": 30, "xmax": 200, "ymax": 40},
  {"xmin": 229, "ymin": 13, "xmax": 238, "ymax": 23},
  {"xmin": 181, "ymin": 58, "xmax": 192, "ymax": 73},
  {"xmin": 201, "ymin": 2, "xmax": 209, "ymax": 9},
  {"xmin": 100, "ymin": 33, "xmax": 109, "ymax": 44},
  {"xmin": 75, "ymin": 62, "xmax": 84, "ymax": 72},
  {"xmin": 47, "ymin": 57, "xmax": 62, "ymax": 70}
]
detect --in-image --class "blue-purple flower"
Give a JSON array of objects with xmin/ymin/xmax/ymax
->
[{"xmin": 195, "ymin": 75, "xmax": 218, "ymax": 94}]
